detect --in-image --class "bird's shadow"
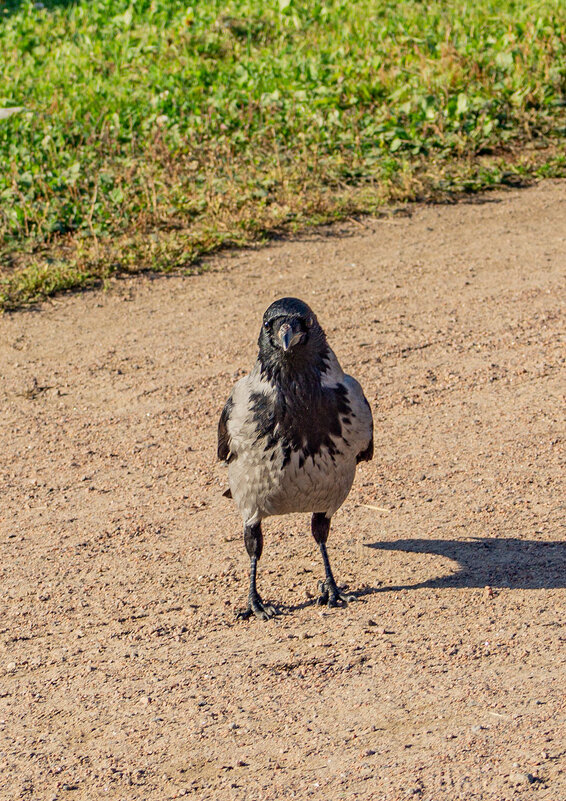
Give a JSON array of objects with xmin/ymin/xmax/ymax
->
[
  {"xmin": 271, "ymin": 537, "xmax": 566, "ymax": 614},
  {"xmin": 363, "ymin": 537, "xmax": 566, "ymax": 592}
]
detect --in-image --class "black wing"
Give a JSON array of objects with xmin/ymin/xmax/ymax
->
[
  {"xmin": 217, "ymin": 397, "xmax": 234, "ymax": 462},
  {"xmin": 356, "ymin": 432, "xmax": 374, "ymax": 463},
  {"xmin": 356, "ymin": 394, "xmax": 374, "ymax": 463}
]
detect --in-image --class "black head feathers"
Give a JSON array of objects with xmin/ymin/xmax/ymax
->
[
  {"xmin": 258, "ymin": 297, "xmax": 328, "ymax": 380},
  {"xmin": 263, "ymin": 297, "xmax": 316, "ymax": 325}
]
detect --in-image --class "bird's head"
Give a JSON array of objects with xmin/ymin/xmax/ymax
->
[{"xmin": 258, "ymin": 297, "xmax": 328, "ymax": 379}]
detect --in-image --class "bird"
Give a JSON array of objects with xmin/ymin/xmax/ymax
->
[{"xmin": 217, "ymin": 297, "xmax": 373, "ymax": 620}]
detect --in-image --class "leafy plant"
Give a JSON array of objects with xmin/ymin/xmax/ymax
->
[{"xmin": 1, "ymin": 0, "xmax": 565, "ymax": 308}]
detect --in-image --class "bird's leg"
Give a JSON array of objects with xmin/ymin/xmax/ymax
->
[
  {"xmin": 236, "ymin": 521, "xmax": 278, "ymax": 621},
  {"xmin": 311, "ymin": 513, "xmax": 356, "ymax": 607}
]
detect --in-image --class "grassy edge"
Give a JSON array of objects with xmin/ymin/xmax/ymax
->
[{"xmin": 1, "ymin": 145, "xmax": 564, "ymax": 312}]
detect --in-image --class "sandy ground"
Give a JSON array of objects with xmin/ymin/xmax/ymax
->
[{"xmin": 1, "ymin": 179, "xmax": 565, "ymax": 801}]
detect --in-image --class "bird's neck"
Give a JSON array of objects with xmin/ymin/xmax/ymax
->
[{"xmin": 258, "ymin": 346, "xmax": 330, "ymax": 390}]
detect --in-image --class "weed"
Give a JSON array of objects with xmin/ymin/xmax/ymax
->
[{"xmin": 1, "ymin": 0, "xmax": 565, "ymax": 308}]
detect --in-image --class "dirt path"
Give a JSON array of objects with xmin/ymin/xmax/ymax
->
[{"xmin": 1, "ymin": 180, "xmax": 565, "ymax": 801}]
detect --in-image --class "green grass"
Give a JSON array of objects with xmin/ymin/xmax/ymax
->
[{"xmin": 1, "ymin": 0, "xmax": 565, "ymax": 309}]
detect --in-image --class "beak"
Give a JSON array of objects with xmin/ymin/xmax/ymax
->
[{"xmin": 278, "ymin": 321, "xmax": 303, "ymax": 351}]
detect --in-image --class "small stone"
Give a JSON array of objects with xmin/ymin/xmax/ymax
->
[
  {"xmin": 509, "ymin": 772, "xmax": 535, "ymax": 786},
  {"xmin": 140, "ymin": 696, "xmax": 151, "ymax": 706},
  {"xmin": 6, "ymin": 662, "xmax": 16, "ymax": 671},
  {"xmin": 484, "ymin": 585, "xmax": 495, "ymax": 599},
  {"xmin": 228, "ymin": 722, "xmax": 238, "ymax": 730},
  {"xmin": 363, "ymin": 749, "xmax": 376, "ymax": 757}
]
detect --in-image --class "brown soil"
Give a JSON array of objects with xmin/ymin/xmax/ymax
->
[{"xmin": 1, "ymin": 180, "xmax": 565, "ymax": 801}]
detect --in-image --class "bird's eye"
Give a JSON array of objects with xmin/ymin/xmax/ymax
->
[{"xmin": 263, "ymin": 320, "xmax": 269, "ymax": 329}]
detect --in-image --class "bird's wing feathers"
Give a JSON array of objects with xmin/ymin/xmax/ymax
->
[
  {"xmin": 342, "ymin": 374, "xmax": 374, "ymax": 463},
  {"xmin": 217, "ymin": 396, "xmax": 234, "ymax": 462},
  {"xmin": 218, "ymin": 370, "xmax": 273, "ymax": 464},
  {"xmin": 356, "ymin": 432, "xmax": 374, "ymax": 463}
]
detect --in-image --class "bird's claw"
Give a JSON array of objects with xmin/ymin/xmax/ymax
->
[
  {"xmin": 317, "ymin": 579, "xmax": 356, "ymax": 608},
  {"xmin": 236, "ymin": 592, "xmax": 278, "ymax": 621}
]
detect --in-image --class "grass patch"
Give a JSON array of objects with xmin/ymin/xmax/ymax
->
[{"xmin": 1, "ymin": 0, "xmax": 565, "ymax": 309}]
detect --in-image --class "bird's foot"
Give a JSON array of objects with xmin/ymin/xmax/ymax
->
[
  {"xmin": 236, "ymin": 592, "xmax": 278, "ymax": 621},
  {"xmin": 317, "ymin": 578, "xmax": 356, "ymax": 608}
]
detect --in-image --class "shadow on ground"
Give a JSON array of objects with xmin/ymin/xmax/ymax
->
[{"xmin": 365, "ymin": 537, "xmax": 566, "ymax": 591}]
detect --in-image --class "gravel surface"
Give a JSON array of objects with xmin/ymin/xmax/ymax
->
[{"xmin": 1, "ymin": 180, "xmax": 565, "ymax": 800}]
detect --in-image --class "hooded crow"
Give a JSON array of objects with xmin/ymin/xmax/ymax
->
[{"xmin": 218, "ymin": 297, "xmax": 373, "ymax": 619}]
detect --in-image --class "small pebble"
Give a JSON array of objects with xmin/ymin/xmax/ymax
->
[
  {"xmin": 509, "ymin": 772, "xmax": 535, "ymax": 786},
  {"xmin": 6, "ymin": 662, "xmax": 16, "ymax": 671}
]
